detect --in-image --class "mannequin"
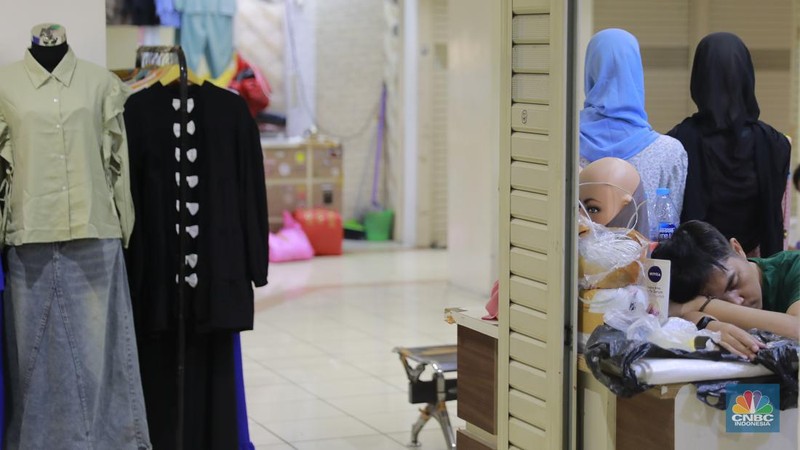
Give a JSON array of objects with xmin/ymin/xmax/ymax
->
[
  {"xmin": 0, "ymin": 24, "xmax": 151, "ymax": 449},
  {"xmin": 579, "ymin": 157, "xmax": 650, "ymax": 236},
  {"xmin": 28, "ymin": 23, "xmax": 68, "ymax": 72}
]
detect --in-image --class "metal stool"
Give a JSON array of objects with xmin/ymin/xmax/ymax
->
[{"xmin": 393, "ymin": 345, "xmax": 458, "ymax": 448}]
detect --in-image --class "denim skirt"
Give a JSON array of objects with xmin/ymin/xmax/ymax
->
[{"xmin": 4, "ymin": 239, "xmax": 151, "ymax": 450}]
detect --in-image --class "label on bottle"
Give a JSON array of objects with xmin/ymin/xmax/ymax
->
[{"xmin": 657, "ymin": 222, "xmax": 676, "ymax": 241}]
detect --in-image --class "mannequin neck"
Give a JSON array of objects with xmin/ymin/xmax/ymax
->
[{"xmin": 29, "ymin": 42, "xmax": 68, "ymax": 73}]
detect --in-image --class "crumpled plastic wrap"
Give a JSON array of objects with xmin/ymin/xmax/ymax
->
[
  {"xmin": 578, "ymin": 214, "xmax": 646, "ymax": 290},
  {"xmin": 584, "ymin": 325, "xmax": 798, "ymax": 410}
]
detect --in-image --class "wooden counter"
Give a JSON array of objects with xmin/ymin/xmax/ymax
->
[{"xmin": 446, "ymin": 307, "xmax": 499, "ymax": 450}]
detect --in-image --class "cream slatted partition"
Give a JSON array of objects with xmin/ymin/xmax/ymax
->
[{"xmin": 498, "ymin": 0, "xmax": 576, "ymax": 449}]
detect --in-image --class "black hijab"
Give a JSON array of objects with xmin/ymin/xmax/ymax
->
[{"xmin": 668, "ymin": 32, "xmax": 790, "ymax": 256}]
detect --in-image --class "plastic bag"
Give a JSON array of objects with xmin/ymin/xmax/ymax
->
[
  {"xmin": 268, "ymin": 211, "xmax": 314, "ymax": 263},
  {"xmin": 600, "ymin": 286, "xmax": 649, "ymax": 331},
  {"xmin": 695, "ymin": 330, "xmax": 799, "ymax": 411},
  {"xmin": 626, "ymin": 316, "xmax": 719, "ymax": 352},
  {"xmin": 585, "ymin": 325, "xmax": 798, "ymax": 410},
  {"xmin": 578, "ymin": 214, "xmax": 647, "ymax": 289}
]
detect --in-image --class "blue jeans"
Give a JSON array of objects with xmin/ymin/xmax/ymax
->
[{"xmin": 4, "ymin": 239, "xmax": 151, "ymax": 449}]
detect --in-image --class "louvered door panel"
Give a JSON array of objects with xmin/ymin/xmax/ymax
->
[{"xmin": 499, "ymin": 1, "xmax": 574, "ymax": 447}]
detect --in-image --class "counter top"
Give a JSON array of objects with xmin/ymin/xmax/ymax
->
[{"xmin": 445, "ymin": 307, "xmax": 498, "ymax": 339}]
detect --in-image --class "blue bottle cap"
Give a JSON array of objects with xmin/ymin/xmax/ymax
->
[{"xmin": 656, "ymin": 187, "xmax": 670, "ymax": 196}]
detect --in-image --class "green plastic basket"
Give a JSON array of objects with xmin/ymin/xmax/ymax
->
[{"xmin": 364, "ymin": 209, "xmax": 394, "ymax": 241}]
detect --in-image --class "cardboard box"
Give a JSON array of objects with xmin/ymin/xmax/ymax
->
[
  {"xmin": 262, "ymin": 147, "xmax": 307, "ymax": 180},
  {"xmin": 312, "ymin": 145, "xmax": 343, "ymax": 178},
  {"xmin": 311, "ymin": 181, "xmax": 342, "ymax": 212},
  {"xmin": 267, "ymin": 183, "xmax": 308, "ymax": 222}
]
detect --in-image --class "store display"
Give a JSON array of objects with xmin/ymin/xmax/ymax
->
[
  {"xmin": 124, "ymin": 47, "xmax": 268, "ymax": 448},
  {"xmin": 0, "ymin": 25, "xmax": 150, "ymax": 449}
]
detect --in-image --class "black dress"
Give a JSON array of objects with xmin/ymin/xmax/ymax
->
[{"xmin": 123, "ymin": 82, "xmax": 269, "ymax": 449}]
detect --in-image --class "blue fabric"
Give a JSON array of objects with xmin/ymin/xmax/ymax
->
[
  {"xmin": 156, "ymin": 0, "xmax": 181, "ymax": 27},
  {"xmin": 179, "ymin": 13, "xmax": 234, "ymax": 78},
  {"xmin": 174, "ymin": 0, "xmax": 236, "ymax": 15},
  {"xmin": 234, "ymin": 333, "xmax": 255, "ymax": 450},
  {"xmin": 580, "ymin": 28, "xmax": 660, "ymax": 162}
]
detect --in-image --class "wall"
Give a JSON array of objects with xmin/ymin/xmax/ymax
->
[
  {"xmin": 285, "ymin": 0, "xmax": 317, "ymax": 137},
  {"xmin": 285, "ymin": 0, "xmax": 387, "ymax": 223},
  {"xmin": 446, "ymin": 0, "xmax": 500, "ymax": 294},
  {"xmin": 0, "ymin": 0, "xmax": 106, "ymax": 66},
  {"xmin": 106, "ymin": 26, "xmax": 176, "ymax": 70},
  {"xmin": 315, "ymin": 0, "xmax": 387, "ymax": 221}
]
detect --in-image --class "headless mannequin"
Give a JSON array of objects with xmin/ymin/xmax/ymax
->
[
  {"xmin": 28, "ymin": 23, "xmax": 68, "ymax": 73},
  {"xmin": 579, "ymin": 157, "xmax": 649, "ymax": 235}
]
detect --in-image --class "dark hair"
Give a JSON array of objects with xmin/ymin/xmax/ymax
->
[
  {"xmin": 793, "ymin": 164, "xmax": 799, "ymax": 191},
  {"xmin": 650, "ymin": 220, "xmax": 735, "ymax": 303}
]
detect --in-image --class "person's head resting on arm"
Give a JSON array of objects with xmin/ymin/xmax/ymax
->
[{"xmin": 651, "ymin": 220, "xmax": 763, "ymax": 308}]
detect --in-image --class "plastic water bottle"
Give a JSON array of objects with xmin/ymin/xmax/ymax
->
[{"xmin": 653, "ymin": 187, "xmax": 678, "ymax": 241}]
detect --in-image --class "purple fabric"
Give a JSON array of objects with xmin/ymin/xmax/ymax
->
[{"xmin": 234, "ymin": 333, "xmax": 254, "ymax": 450}]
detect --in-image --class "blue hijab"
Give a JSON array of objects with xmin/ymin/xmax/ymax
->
[{"xmin": 580, "ymin": 29, "xmax": 659, "ymax": 162}]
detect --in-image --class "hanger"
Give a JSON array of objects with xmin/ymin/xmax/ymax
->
[{"xmin": 158, "ymin": 64, "xmax": 204, "ymax": 86}]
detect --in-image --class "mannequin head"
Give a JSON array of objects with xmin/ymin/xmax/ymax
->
[
  {"xmin": 31, "ymin": 23, "xmax": 67, "ymax": 47},
  {"xmin": 579, "ymin": 157, "xmax": 642, "ymax": 227},
  {"xmin": 28, "ymin": 23, "xmax": 68, "ymax": 73}
]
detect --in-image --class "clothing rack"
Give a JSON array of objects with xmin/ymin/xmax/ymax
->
[{"xmin": 135, "ymin": 45, "xmax": 190, "ymax": 450}]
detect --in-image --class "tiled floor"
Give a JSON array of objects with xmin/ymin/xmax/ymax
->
[{"xmin": 242, "ymin": 244, "xmax": 487, "ymax": 449}]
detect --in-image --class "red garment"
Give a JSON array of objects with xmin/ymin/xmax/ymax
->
[{"xmin": 229, "ymin": 54, "xmax": 271, "ymax": 117}]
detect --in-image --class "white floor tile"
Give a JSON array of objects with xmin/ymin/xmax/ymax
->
[
  {"xmin": 297, "ymin": 376, "xmax": 402, "ymax": 399},
  {"xmin": 324, "ymin": 392, "xmax": 417, "ymax": 415},
  {"xmin": 386, "ymin": 427, "xmax": 456, "ymax": 450},
  {"xmin": 272, "ymin": 363, "xmax": 365, "ymax": 384},
  {"xmin": 292, "ymin": 434, "xmax": 406, "ymax": 450},
  {"xmin": 249, "ymin": 421, "xmax": 288, "ymax": 445},
  {"xmin": 243, "ymin": 248, "xmax": 478, "ymax": 450},
  {"xmin": 255, "ymin": 444, "xmax": 296, "ymax": 450},
  {"xmin": 246, "ymin": 383, "xmax": 317, "ymax": 404},
  {"xmin": 265, "ymin": 416, "xmax": 377, "ymax": 442},
  {"xmin": 249, "ymin": 398, "xmax": 346, "ymax": 424}
]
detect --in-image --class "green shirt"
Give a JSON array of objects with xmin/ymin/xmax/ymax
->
[
  {"xmin": 750, "ymin": 251, "xmax": 800, "ymax": 313},
  {"xmin": 0, "ymin": 48, "xmax": 133, "ymax": 247}
]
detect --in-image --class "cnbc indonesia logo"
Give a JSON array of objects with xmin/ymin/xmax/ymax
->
[{"xmin": 727, "ymin": 386, "xmax": 779, "ymax": 433}]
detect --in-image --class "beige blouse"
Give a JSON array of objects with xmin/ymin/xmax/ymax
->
[{"xmin": 0, "ymin": 47, "xmax": 134, "ymax": 247}]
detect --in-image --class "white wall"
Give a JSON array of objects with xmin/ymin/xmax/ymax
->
[
  {"xmin": 446, "ymin": 0, "xmax": 500, "ymax": 294},
  {"xmin": 0, "ymin": 0, "xmax": 106, "ymax": 66},
  {"xmin": 285, "ymin": 0, "xmax": 317, "ymax": 137},
  {"xmin": 315, "ymin": 0, "xmax": 386, "ymax": 221}
]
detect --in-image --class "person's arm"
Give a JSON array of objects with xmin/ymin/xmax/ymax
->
[
  {"xmin": 680, "ymin": 296, "xmax": 799, "ymax": 340},
  {"xmin": 679, "ymin": 310, "xmax": 765, "ymax": 359},
  {"xmin": 785, "ymin": 301, "xmax": 800, "ymax": 317}
]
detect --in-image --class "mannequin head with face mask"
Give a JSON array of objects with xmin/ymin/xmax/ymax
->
[{"xmin": 579, "ymin": 157, "xmax": 649, "ymax": 235}]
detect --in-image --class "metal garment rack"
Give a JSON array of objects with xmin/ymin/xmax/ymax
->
[{"xmin": 135, "ymin": 45, "xmax": 190, "ymax": 450}]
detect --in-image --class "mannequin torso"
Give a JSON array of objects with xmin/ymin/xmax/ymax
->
[{"xmin": 28, "ymin": 42, "xmax": 67, "ymax": 73}]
